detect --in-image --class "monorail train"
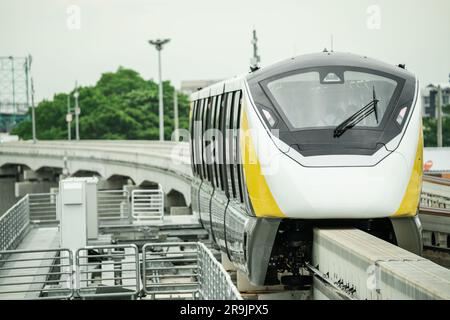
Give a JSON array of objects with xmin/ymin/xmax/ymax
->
[{"xmin": 189, "ymin": 52, "xmax": 423, "ymax": 286}]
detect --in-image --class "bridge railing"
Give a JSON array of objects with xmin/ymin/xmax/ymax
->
[
  {"xmin": 29, "ymin": 193, "xmax": 57, "ymax": 223},
  {"xmin": 24, "ymin": 188, "xmax": 163, "ymax": 224},
  {"xmin": 196, "ymin": 242, "xmax": 242, "ymax": 300},
  {"xmin": 0, "ymin": 248, "xmax": 73, "ymax": 300},
  {"xmin": 75, "ymin": 244, "xmax": 140, "ymax": 299},
  {"xmin": 142, "ymin": 242, "xmax": 241, "ymax": 300},
  {"xmin": 97, "ymin": 190, "xmax": 131, "ymax": 221},
  {"xmin": 0, "ymin": 241, "xmax": 241, "ymax": 300},
  {"xmin": 132, "ymin": 188, "xmax": 164, "ymax": 222},
  {"xmin": 420, "ymin": 192, "xmax": 450, "ymax": 210},
  {"xmin": 0, "ymin": 195, "xmax": 30, "ymax": 252}
]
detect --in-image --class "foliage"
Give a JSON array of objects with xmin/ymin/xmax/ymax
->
[
  {"xmin": 422, "ymin": 114, "xmax": 450, "ymax": 147},
  {"xmin": 12, "ymin": 67, "xmax": 190, "ymax": 140}
]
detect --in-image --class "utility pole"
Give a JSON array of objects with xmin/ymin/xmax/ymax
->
[
  {"xmin": 67, "ymin": 95, "xmax": 72, "ymax": 141},
  {"xmin": 25, "ymin": 55, "xmax": 35, "ymax": 143},
  {"xmin": 437, "ymin": 85, "xmax": 443, "ymax": 147},
  {"xmin": 250, "ymin": 29, "xmax": 260, "ymax": 71},
  {"xmin": 149, "ymin": 38, "xmax": 170, "ymax": 141},
  {"xmin": 30, "ymin": 78, "xmax": 36, "ymax": 144},
  {"xmin": 74, "ymin": 82, "xmax": 80, "ymax": 140},
  {"xmin": 173, "ymin": 90, "xmax": 179, "ymax": 141},
  {"xmin": 9, "ymin": 56, "xmax": 16, "ymax": 126}
]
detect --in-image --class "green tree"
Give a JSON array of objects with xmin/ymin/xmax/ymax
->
[
  {"xmin": 12, "ymin": 67, "xmax": 190, "ymax": 141},
  {"xmin": 423, "ymin": 116, "xmax": 450, "ymax": 147}
]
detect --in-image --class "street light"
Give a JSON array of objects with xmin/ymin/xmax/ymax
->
[
  {"xmin": 74, "ymin": 85, "xmax": 80, "ymax": 141},
  {"xmin": 148, "ymin": 38, "xmax": 170, "ymax": 141}
]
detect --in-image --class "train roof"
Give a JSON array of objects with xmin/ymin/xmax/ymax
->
[
  {"xmin": 190, "ymin": 51, "xmax": 416, "ymax": 101},
  {"xmin": 247, "ymin": 51, "xmax": 416, "ymax": 83}
]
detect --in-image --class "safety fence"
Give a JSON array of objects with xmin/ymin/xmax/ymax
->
[
  {"xmin": 421, "ymin": 192, "xmax": 450, "ymax": 210},
  {"xmin": 23, "ymin": 188, "xmax": 164, "ymax": 224},
  {"xmin": 132, "ymin": 188, "xmax": 164, "ymax": 222},
  {"xmin": 97, "ymin": 190, "xmax": 131, "ymax": 221},
  {"xmin": 0, "ymin": 248, "xmax": 73, "ymax": 299},
  {"xmin": 75, "ymin": 244, "xmax": 140, "ymax": 298},
  {"xmin": 29, "ymin": 193, "xmax": 57, "ymax": 223},
  {"xmin": 0, "ymin": 242, "xmax": 242, "ymax": 300},
  {"xmin": 0, "ymin": 195, "xmax": 30, "ymax": 252},
  {"xmin": 143, "ymin": 242, "xmax": 241, "ymax": 300}
]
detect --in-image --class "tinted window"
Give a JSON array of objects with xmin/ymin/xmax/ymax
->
[
  {"xmin": 218, "ymin": 93, "xmax": 226, "ymax": 192},
  {"xmin": 225, "ymin": 92, "xmax": 236, "ymax": 198},
  {"xmin": 266, "ymin": 70, "xmax": 398, "ymax": 130},
  {"xmin": 190, "ymin": 101, "xmax": 197, "ymax": 176},
  {"xmin": 232, "ymin": 91, "xmax": 244, "ymax": 202}
]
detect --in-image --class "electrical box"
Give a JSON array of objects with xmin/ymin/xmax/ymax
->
[{"xmin": 59, "ymin": 177, "xmax": 98, "ymax": 250}]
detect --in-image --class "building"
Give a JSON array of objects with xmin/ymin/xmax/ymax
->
[{"xmin": 421, "ymin": 81, "xmax": 450, "ymax": 118}]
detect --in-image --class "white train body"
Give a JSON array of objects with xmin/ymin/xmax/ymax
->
[{"xmin": 189, "ymin": 52, "xmax": 423, "ymax": 285}]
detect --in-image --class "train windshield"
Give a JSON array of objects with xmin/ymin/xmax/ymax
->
[{"xmin": 266, "ymin": 70, "xmax": 398, "ymax": 130}]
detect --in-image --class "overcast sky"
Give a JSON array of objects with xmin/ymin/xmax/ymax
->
[{"xmin": 1, "ymin": 0, "xmax": 449, "ymax": 101}]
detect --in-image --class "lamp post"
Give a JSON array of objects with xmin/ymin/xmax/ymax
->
[
  {"xmin": 74, "ymin": 82, "xmax": 80, "ymax": 141},
  {"xmin": 149, "ymin": 38, "xmax": 170, "ymax": 141},
  {"xmin": 30, "ymin": 78, "xmax": 36, "ymax": 144}
]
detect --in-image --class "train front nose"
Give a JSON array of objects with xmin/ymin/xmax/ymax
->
[{"xmin": 271, "ymin": 151, "xmax": 410, "ymax": 219}]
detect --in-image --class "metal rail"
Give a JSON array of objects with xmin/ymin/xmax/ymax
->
[
  {"xmin": 423, "ymin": 175, "xmax": 450, "ymax": 187},
  {"xmin": 0, "ymin": 195, "xmax": 30, "ymax": 252},
  {"xmin": 0, "ymin": 248, "xmax": 73, "ymax": 300},
  {"xmin": 143, "ymin": 242, "xmax": 199, "ymax": 299},
  {"xmin": 421, "ymin": 192, "xmax": 450, "ymax": 210},
  {"xmin": 29, "ymin": 193, "xmax": 57, "ymax": 223},
  {"xmin": 75, "ymin": 244, "xmax": 140, "ymax": 298},
  {"xmin": 132, "ymin": 188, "xmax": 164, "ymax": 222},
  {"xmin": 97, "ymin": 190, "xmax": 130, "ymax": 221},
  {"xmin": 142, "ymin": 242, "xmax": 241, "ymax": 300},
  {"xmin": 196, "ymin": 242, "xmax": 242, "ymax": 300}
]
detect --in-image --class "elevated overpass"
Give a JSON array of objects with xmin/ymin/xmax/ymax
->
[{"xmin": 0, "ymin": 140, "xmax": 192, "ymax": 207}]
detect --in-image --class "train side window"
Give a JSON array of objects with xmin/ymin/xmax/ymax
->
[
  {"xmin": 232, "ymin": 90, "xmax": 244, "ymax": 202},
  {"xmin": 190, "ymin": 100, "xmax": 197, "ymax": 176},
  {"xmin": 213, "ymin": 95, "xmax": 222, "ymax": 189},
  {"xmin": 198, "ymin": 99, "xmax": 205, "ymax": 180},
  {"xmin": 225, "ymin": 91, "xmax": 236, "ymax": 198},
  {"xmin": 220, "ymin": 93, "xmax": 229, "ymax": 195},
  {"xmin": 208, "ymin": 96, "xmax": 217, "ymax": 187},
  {"xmin": 202, "ymin": 98, "xmax": 211, "ymax": 182}
]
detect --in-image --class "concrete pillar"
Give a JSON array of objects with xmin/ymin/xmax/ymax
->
[
  {"xmin": 23, "ymin": 169, "xmax": 55, "ymax": 181},
  {"xmin": 170, "ymin": 206, "xmax": 191, "ymax": 215},
  {"xmin": 0, "ymin": 177, "xmax": 19, "ymax": 216},
  {"xmin": 14, "ymin": 181, "xmax": 58, "ymax": 197},
  {"xmin": 97, "ymin": 177, "xmax": 128, "ymax": 190}
]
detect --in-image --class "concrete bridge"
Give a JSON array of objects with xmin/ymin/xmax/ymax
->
[{"xmin": 0, "ymin": 140, "xmax": 192, "ymax": 214}]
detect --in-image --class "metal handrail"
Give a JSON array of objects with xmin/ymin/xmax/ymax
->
[
  {"xmin": 0, "ymin": 195, "xmax": 30, "ymax": 252},
  {"xmin": 142, "ymin": 242, "xmax": 199, "ymax": 299},
  {"xmin": 97, "ymin": 190, "xmax": 130, "ymax": 220},
  {"xmin": 420, "ymin": 192, "xmax": 450, "ymax": 209},
  {"xmin": 0, "ymin": 248, "xmax": 73, "ymax": 300},
  {"xmin": 142, "ymin": 242, "xmax": 241, "ymax": 300},
  {"xmin": 29, "ymin": 193, "xmax": 57, "ymax": 223},
  {"xmin": 132, "ymin": 188, "xmax": 164, "ymax": 222},
  {"xmin": 75, "ymin": 244, "xmax": 140, "ymax": 298},
  {"xmin": 197, "ymin": 242, "xmax": 242, "ymax": 300}
]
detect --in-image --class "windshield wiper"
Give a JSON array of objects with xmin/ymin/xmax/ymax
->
[{"xmin": 333, "ymin": 86, "xmax": 379, "ymax": 138}]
